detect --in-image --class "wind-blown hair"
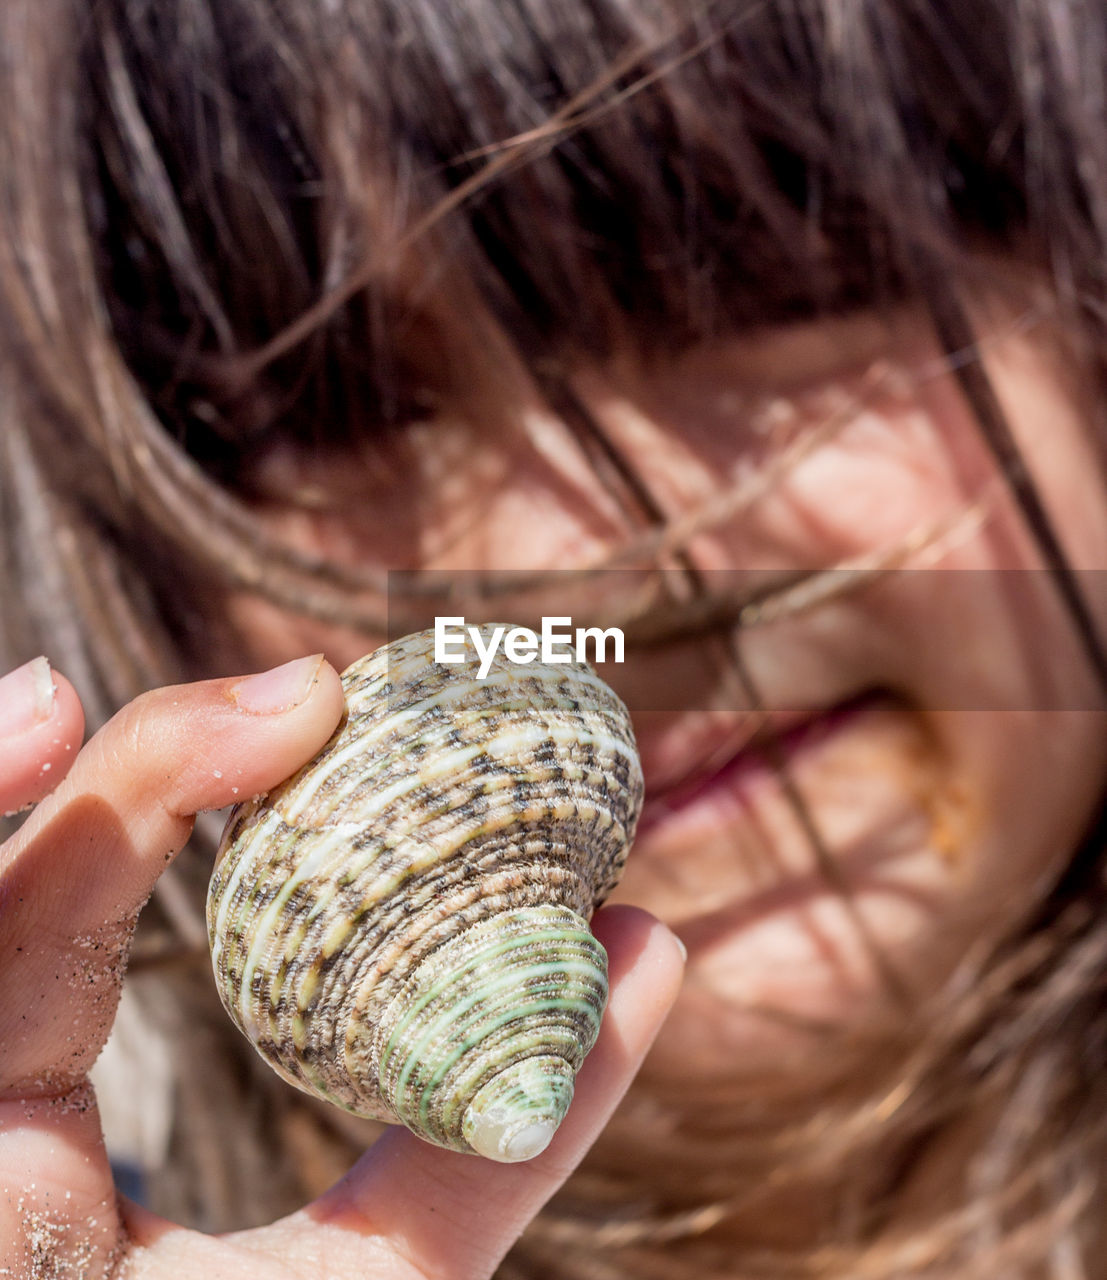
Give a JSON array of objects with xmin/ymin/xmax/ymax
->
[{"xmin": 2, "ymin": 1, "xmax": 1107, "ymax": 1275}]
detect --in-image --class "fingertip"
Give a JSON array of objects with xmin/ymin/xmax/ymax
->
[
  {"xmin": 459, "ymin": 907, "xmax": 683, "ymax": 1185},
  {"xmin": 228, "ymin": 654, "xmax": 335, "ymax": 717},
  {"xmin": 162, "ymin": 656, "xmax": 346, "ymax": 815},
  {"xmin": 284, "ymin": 905, "xmax": 684, "ymax": 1280},
  {"xmin": 592, "ymin": 904, "xmax": 687, "ymax": 1016},
  {"xmin": 51, "ymin": 673, "xmax": 86, "ymax": 749},
  {"xmin": 522, "ymin": 906, "xmax": 681, "ymax": 1176},
  {"xmin": 310, "ymin": 656, "xmax": 346, "ymax": 725},
  {"xmin": 0, "ymin": 663, "xmax": 86, "ymax": 814}
]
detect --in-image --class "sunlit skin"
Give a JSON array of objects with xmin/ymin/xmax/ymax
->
[
  {"xmin": 5, "ymin": 294, "xmax": 1104, "ymax": 1276},
  {"xmin": 0, "ymin": 666, "xmax": 683, "ymax": 1278},
  {"xmin": 226, "ymin": 298, "xmax": 1107, "ymax": 1091}
]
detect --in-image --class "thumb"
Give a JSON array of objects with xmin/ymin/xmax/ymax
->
[
  {"xmin": 233, "ymin": 906, "xmax": 684, "ymax": 1280},
  {"xmin": 0, "ymin": 654, "xmax": 345, "ymax": 1094},
  {"xmin": 0, "ymin": 655, "xmax": 345, "ymax": 1280}
]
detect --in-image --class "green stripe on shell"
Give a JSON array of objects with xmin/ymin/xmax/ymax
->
[{"xmin": 207, "ymin": 626, "xmax": 641, "ymax": 1161}]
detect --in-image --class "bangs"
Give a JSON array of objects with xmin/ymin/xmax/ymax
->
[
  {"xmin": 7, "ymin": 0, "xmax": 1102, "ymax": 649},
  {"xmin": 82, "ymin": 0, "xmax": 1035, "ymax": 469}
]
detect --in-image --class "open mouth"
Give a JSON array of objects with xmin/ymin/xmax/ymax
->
[{"xmin": 636, "ymin": 689, "xmax": 899, "ymax": 837}]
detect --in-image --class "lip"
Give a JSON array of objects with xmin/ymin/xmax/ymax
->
[{"xmin": 635, "ymin": 690, "xmax": 894, "ymax": 838}]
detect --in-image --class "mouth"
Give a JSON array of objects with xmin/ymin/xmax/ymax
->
[{"xmin": 636, "ymin": 689, "xmax": 898, "ymax": 838}]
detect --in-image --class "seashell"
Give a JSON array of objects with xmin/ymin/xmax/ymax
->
[{"xmin": 207, "ymin": 626, "xmax": 642, "ymax": 1162}]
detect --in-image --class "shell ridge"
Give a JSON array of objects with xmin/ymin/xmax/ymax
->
[{"xmin": 208, "ymin": 626, "xmax": 640, "ymax": 1160}]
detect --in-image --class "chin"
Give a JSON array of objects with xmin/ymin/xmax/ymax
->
[
  {"xmin": 618, "ymin": 696, "xmax": 988, "ymax": 1087},
  {"xmin": 639, "ymin": 883, "xmax": 945, "ymax": 1090}
]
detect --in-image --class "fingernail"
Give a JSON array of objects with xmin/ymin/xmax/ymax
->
[
  {"xmin": 673, "ymin": 933, "xmax": 688, "ymax": 963},
  {"xmin": 230, "ymin": 655, "xmax": 325, "ymax": 715},
  {"xmin": 0, "ymin": 656, "xmax": 56, "ymax": 737}
]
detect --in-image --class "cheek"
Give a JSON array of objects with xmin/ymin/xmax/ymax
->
[
  {"xmin": 762, "ymin": 399, "xmax": 971, "ymax": 560},
  {"xmin": 724, "ymin": 362, "xmax": 1047, "ymax": 576},
  {"xmin": 939, "ymin": 708, "xmax": 1107, "ymax": 904},
  {"xmin": 591, "ymin": 353, "xmax": 1010, "ymax": 576},
  {"xmin": 242, "ymin": 409, "xmax": 638, "ymax": 580},
  {"xmin": 621, "ymin": 705, "xmax": 1107, "ymax": 1086}
]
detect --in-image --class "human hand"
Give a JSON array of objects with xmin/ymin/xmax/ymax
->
[{"xmin": 0, "ymin": 655, "xmax": 684, "ymax": 1279}]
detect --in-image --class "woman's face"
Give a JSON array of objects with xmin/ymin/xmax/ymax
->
[{"xmin": 224, "ymin": 296, "xmax": 1107, "ymax": 1090}]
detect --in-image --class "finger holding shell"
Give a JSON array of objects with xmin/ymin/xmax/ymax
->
[{"xmin": 207, "ymin": 626, "xmax": 642, "ymax": 1162}]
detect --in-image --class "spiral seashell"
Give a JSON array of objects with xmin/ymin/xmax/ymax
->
[{"xmin": 207, "ymin": 626, "xmax": 642, "ymax": 1162}]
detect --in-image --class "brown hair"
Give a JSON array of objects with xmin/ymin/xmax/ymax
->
[{"xmin": 3, "ymin": 0, "xmax": 1107, "ymax": 1274}]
